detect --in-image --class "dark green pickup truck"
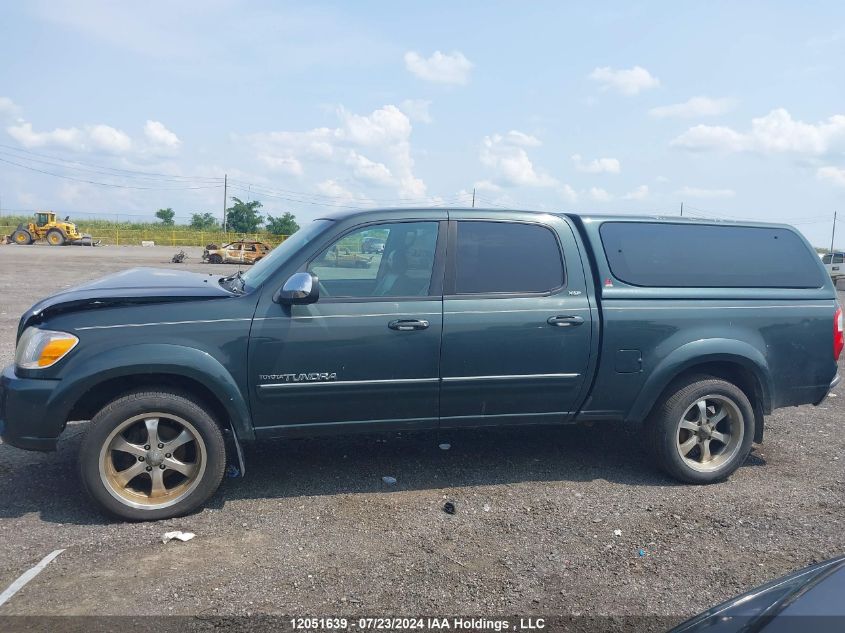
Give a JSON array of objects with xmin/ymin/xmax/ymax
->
[{"xmin": 1, "ymin": 209, "xmax": 842, "ymax": 520}]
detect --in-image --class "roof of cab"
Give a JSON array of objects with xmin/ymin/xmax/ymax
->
[{"xmin": 316, "ymin": 207, "xmax": 794, "ymax": 230}]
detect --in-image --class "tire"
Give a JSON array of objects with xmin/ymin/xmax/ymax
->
[
  {"xmin": 46, "ymin": 229, "xmax": 66, "ymax": 246},
  {"xmin": 208, "ymin": 254, "xmax": 223, "ymax": 264},
  {"xmin": 11, "ymin": 230, "xmax": 32, "ymax": 245},
  {"xmin": 648, "ymin": 375, "xmax": 754, "ymax": 484},
  {"xmin": 79, "ymin": 390, "xmax": 227, "ymax": 521}
]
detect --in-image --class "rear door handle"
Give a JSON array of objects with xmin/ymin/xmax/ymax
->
[
  {"xmin": 547, "ymin": 315, "xmax": 584, "ymax": 327},
  {"xmin": 389, "ymin": 319, "xmax": 430, "ymax": 331}
]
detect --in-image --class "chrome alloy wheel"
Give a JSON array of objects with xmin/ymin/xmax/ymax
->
[
  {"xmin": 98, "ymin": 413, "xmax": 207, "ymax": 510},
  {"xmin": 676, "ymin": 395, "xmax": 744, "ymax": 473}
]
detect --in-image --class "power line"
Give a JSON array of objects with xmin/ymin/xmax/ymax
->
[
  {"xmin": 0, "ymin": 141, "xmax": 469, "ymax": 209},
  {"xmin": 0, "ymin": 143, "xmax": 223, "ymax": 183},
  {"xmin": 229, "ymin": 182, "xmax": 467, "ymax": 211},
  {"xmin": 228, "ymin": 178, "xmax": 466, "ymax": 206},
  {"xmin": 0, "ymin": 156, "xmax": 224, "ymax": 191},
  {"xmin": 227, "ymin": 183, "xmax": 380, "ymax": 210},
  {"xmin": 0, "ymin": 149, "xmax": 222, "ymax": 185}
]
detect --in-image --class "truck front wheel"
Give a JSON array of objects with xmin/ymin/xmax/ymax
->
[
  {"xmin": 649, "ymin": 375, "xmax": 754, "ymax": 484},
  {"xmin": 79, "ymin": 389, "xmax": 227, "ymax": 521},
  {"xmin": 11, "ymin": 230, "xmax": 32, "ymax": 245}
]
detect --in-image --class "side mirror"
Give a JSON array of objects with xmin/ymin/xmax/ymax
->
[{"xmin": 274, "ymin": 272, "xmax": 319, "ymax": 305}]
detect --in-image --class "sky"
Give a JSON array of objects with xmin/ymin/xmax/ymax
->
[{"xmin": 1, "ymin": 0, "xmax": 844, "ymax": 247}]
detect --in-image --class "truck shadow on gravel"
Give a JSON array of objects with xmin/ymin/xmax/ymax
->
[{"xmin": 0, "ymin": 422, "xmax": 765, "ymax": 525}]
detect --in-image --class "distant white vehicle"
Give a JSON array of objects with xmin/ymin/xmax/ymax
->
[{"xmin": 821, "ymin": 251, "xmax": 845, "ymax": 284}]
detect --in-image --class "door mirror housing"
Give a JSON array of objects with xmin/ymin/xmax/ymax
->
[{"xmin": 274, "ymin": 272, "xmax": 319, "ymax": 305}]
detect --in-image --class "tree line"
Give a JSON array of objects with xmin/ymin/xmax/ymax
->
[{"xmin": 154, "ymin": 197, "xmax": 300, "ymax": 235}]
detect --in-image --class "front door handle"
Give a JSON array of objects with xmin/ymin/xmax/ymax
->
[
  {"xmin": 547, "ymin": 315, "xmax": 584, "ymax": 327},
  {"xmin": 389, "ymin": 319, "xmax": 430, "ymax": 331}
]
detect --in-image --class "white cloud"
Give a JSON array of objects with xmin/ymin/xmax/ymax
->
[
  {"xmin": 316, "ymin": 179, "xmax": 373, "ymax": 206},
  {"xmin": 88, "ymin": 124, "xmax": 132, "ymax": 153},
  {"xmin": 5, "ymin": 118, "xmax": 185, "ymax": 156},
  {"xmin": 589, "ymin": 187, "xmax": 613, "ymax": 202},
  {"xmin": 247, "ymin": 104, "xmax": 426, "ymax": 198},
  {"xmin": 559, "ymin": 184, "xmax": 578, "ymax": 203},
  {"xmin": 623, "ymin": 185, "xmax": 649, "ymax": 200},
  {"xmin": 589, "ymin": 66, "xmax": 659, "ymax": 95},
  {"xmin": 404, "ymin": 50, "xmax": 473, "ymax": 85},
  {"xmin": 144, "ymin": 120, "xmax": 182, "ymax": 151},
  {"xmin": 399, "ymin": 99, "xmax": 433, "ymax": 123},
  {"xmin": 649, "ymin": 96, "xmax": 734, "ymax": 119},
  {"xmin": 504, "ymin": 130, "xmax": 542, "ymax": 147},
  {"xmin": 817, "ymin": 166, "xmax": 845, "ymax": 187},
  {"xmin": 7, "ymin": 122, "xmax": 84, "ymax": 150},
  {"xmin": 259, "ymin": 154, "xmax": 304, "ymax": 176},
  {"xmin": 672, "ymin": 125, "xmax": 747, "ymax": 152},
  {"xmin": 571, "ymin": 153, "xmax": 621, "ymax": 174},
  {"xmin": 0, "ymin": 96, "xmax": 21, "ymax": 119},
  {"xmin": 473, "ymin": 179, "xmax": 502, "ymax": 193},
  {"xmin": 677, "ymin": 186, "xmax": 736, "ymax": 198},
  {"xmin": 248, "ymin": 127, "xmax": 336, "ymax": 161},
  {"xmin": 337, "ymin": 105, "xmax": 411, "ymax": 146},
  {"xmin": 480, "ymin": 131, "xmax": 556, "ymax": 187},
  {"xmin": 317, "ymin": 179, "xmax": 353, "ymax": 198},
  {"xmin": 346, "ymin": 151, "xmax": 394, "ymax": 186},
  {"xmin": 671, "ymin": 108, "xmax": 845, "ymax": 155}
]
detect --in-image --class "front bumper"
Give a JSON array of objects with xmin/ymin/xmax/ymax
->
[{"xmin": 0, "ymin": 364, "xmax": 62, "ymax": 451}]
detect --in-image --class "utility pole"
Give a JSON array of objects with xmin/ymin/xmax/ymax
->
[
  {"xmin": 680, "ymin": 202, "xmax": 684, "ymax": 217},
  {"xmin": 831, "ymin": 211, "xmax": 838, "ymax": 255},
  {"xmin": 471, "ymin": 187, "xmax": 476, "ymax": 208},
  {"xmin": 222, "ymin": 174, "xmax": 228, "ymax": 233}
]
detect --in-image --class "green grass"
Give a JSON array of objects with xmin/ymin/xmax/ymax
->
[{"xmin": 0, "ymin": 215, "xmax": 289, "ymax": 247}]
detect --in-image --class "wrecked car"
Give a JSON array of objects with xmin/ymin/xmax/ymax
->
[{"xmin": 202, "ymin": 239, "xmax": 270, "ymax": 265}]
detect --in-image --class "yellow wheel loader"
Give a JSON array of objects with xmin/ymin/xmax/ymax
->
[{"xmin": 9, "ymin": 211, "xmax": 98, "ymax": 246}]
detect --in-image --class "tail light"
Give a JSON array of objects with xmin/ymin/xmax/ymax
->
[{"xmin": 835, "ymin": 305, "xmax": 844, "ymax": 361}]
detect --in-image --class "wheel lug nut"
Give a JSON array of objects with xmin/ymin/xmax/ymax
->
[
  {"xmin": 145, "ymin": 466, "xmax": 152, "ymax": 472},
  {"xmin": 144, "ymin": 445, "xmax": 150, "ymax": 450},
  {"xmin": 159, "ymin": 465, "xmax": 166, "ymax": 470},
  {"xmin": 158, "ymin": 443, "xmax": 164, "ymax": 449},
  {"xmin": 165, "ymin": 453, "xmax": 171, "ymax": 458},
  {"xmin": 138, "ymin": 456, "xmax": 145, "ymax": 462}
]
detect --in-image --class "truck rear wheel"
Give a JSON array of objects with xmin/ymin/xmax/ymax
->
[
  {"xmin": 46, "ymin": 229, "xmax": 66, "ymax": 245},
  {"xmin": 79, "ymin": 389, "xmax": 227, "ymax": 521},
  {"xmin": 649, "ymin": 375, "xmax": 754, "ymax": 484}
]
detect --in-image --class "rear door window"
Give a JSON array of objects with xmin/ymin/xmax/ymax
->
[
  {"xmin": 453, "ymin": 221, "xmax": 564, "ymax": 294},
  {"xmin": 600, "ymin": 222, "xmax": 825, "ymax": 288}
]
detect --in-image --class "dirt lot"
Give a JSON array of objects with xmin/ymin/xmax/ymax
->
[{"xmin": 0, "ymin": 244, "xmax": 843, "ymax": 627}]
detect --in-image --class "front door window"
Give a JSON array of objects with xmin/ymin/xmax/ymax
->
[{"xmin": 307, "ymin": 222, "xmax": 439, "ymax": 298}]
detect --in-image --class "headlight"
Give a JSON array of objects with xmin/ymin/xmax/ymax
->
[{"xmin": 15, "ymin": 328, "xmax": 79, "ymax": 369}]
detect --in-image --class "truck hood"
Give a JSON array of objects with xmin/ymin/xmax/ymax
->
[{"xmin": 18, "ymin": 267, "xmax": 234, "ymax": 337}]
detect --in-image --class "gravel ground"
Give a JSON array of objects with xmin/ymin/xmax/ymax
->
[{"xmin": 0, "ymin": 244, "xmax": 843, "ymax": 626}]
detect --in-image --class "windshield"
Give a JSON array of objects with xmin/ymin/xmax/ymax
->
[{"xmin": 241, "ymin": 219, "xmax": 332, "ymax": 290}]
